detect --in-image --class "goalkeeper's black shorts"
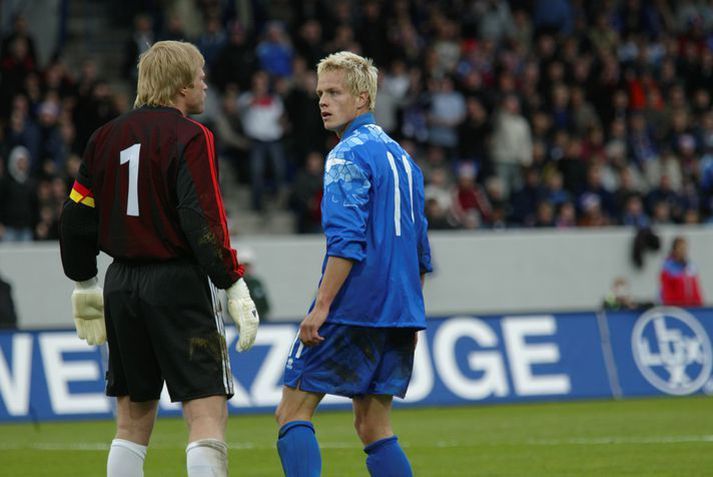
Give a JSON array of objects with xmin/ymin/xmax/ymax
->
[{"xmin": 103, "ymin": 258, "xmax": 234, "ymax": 402}]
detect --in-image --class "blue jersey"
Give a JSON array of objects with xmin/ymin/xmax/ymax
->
[{"xmin": 315, "ymin": 112, "xmax": 432, "ymax": 328}]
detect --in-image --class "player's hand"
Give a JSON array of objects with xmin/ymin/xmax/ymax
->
[
  {"xmin": 299, "ymin": 305, "xmax": 328, "ymax": 346},
  {"xmin": 226, "ymin": 278, "xmax": 260, "ymax": 352},
  {"xmin": 71, "ymin": 277, "xmax": 106, "ymax": 346}
]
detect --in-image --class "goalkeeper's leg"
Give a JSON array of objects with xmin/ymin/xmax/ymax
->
[
  {"xmin": 183, "ymin": 395, "xmax": 229, "ymax": 477},
  {"xmin": 107, "ymin": 397, "xmax": 158, "ymax": 477}
]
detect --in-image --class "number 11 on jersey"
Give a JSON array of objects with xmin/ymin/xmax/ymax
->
[
  {"xmin": 386, "ymin": 151, "xmax": 414, "ymax": 237},
  {"xmin": 120, "ymin": 144, "xmax": 141, "ymax": 217}
]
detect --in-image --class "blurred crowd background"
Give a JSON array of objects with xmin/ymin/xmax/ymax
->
[{"xmin": 2, "ymin": 0, "xmax": 713, "ymax": 240}]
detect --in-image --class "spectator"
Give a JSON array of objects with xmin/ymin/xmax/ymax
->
[
  {"xmin": 602, "ymin": 276, "xmax": 638, "ymax": 310},
  {"xmin": 427, "ymin": 76, "xmax": 466, "ymax": 152},
  {"xmin": 457, "ymin": 97, "xmax": 492, "ymax": 179},
  {"xmin": 285, "ymin": 69, "xmax": 327, "ymax": 166},
  {"xmin": 534, "ymin": 200, "xmax": 555, "ymax": 227},
  {"xmin": 158, "ymin": 14, "xmax": 186, "ymax": 42},
  {"xmin": 122, "ymin": 14, "xmax": 153, "ymax": 82},
  {"xmin": 289, "ymin": 151, "xmax": 323, "ymax": 234},
  {"xmin": 36, "ymin": 100, "xmax": 65, "ymax": 175},
  {"xmin": 510, "ymin": 167, "xmax": 547, "ymax": 226},
  {"xmin": 238, "ymin": 71, "xmax": 287, "ymax": 210},
  {"xmin": 294, "ymin": 19, "xmax": 326, "ymax": 69},
  {"xmin": 256, "ymin": 21, "xmax": 293, "ymax": 78},
  {"xmin": 0, "ymin": 36, "xmax": 35, "ymax": 117},
  {"xmin": 622, "ymin": 194, "xmax": 650, "ymax": 228},
  {"xmin": 0, "ymin": 14, "xmax": 37, "ymax": 66},
  {"xmin": 555, "ymin": 201, "xmax": 577, "ymax": 228},
  {"xmin": 7, "ymin": 0, "xmax": 713, "ymax": 238},
  {"xmin": 195, "ymin": 16, "xmax": 227, "ymax": 70},
  {"xmin": 237, "ymin": 247, "xmax": 271, "ymax": 320},
  {"xmin": 213, "ymin": 88, "xmax": 249, "ymax": 180},
  {"xmin": 451, "ymin": 162, "xmax": 492, "ymax": 228},
  {"xmin": 357, "ymin": 0, "xmax": 389, "ymax": 67},
  {"xmin": 211, "ymin": 21, "xmax": 257, "ymax": 92},
  {"xmin": 0, "ymin": 271, "xmax": 18, "ymax": 329},
  {"xmin": 0, "ymin": 146, "xmax": 36, "ymax": 242},
  {"xmin": 660, "ymin": 236, "xmax": 704, "ymax": 307},
  {"xmin": 476, "ymin": 0, "xmax": 515, "ymax": 42},
  {"xmin": 490, "ymin": 94, "xmax": 532, "ymax": 196}
]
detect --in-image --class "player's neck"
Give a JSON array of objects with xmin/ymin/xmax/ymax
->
[
  {"xmin": 336, "ymin": 110, "xmax": 368, "ymax": 138},
  {"xmin": 172, "ymin": 97, "xmax": 188, "ymax": 116},
  {"xmin": 174, "ymin": 103, "xmax": 188, "ymax": 116}
]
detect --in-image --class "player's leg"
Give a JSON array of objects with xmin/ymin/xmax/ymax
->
[
  {"xmin": 274, "ymin": 386, "xmax": 324, "ymax": 477},
  {"xmin": 353, "ymin": 394, "xmax": 412, "ymax": 477},
  {"xmin": 183, "ymin": 395, "xmax": 229, "ymax": 477},
  {"xmin": 355, "ymin": 327, "xmax": 418, "ymax": 477},
  {"xmin": 140, "ymin": 261, "xmax": 234, "ymax": 477},
  {"xmin": 104, "ymin": 261, "xmax": 163, "ymax": 477},
  {"xmin": 107, "ymin": 397, "xmax": 158, "ymax": 477}
]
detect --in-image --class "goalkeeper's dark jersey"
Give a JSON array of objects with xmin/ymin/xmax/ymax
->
[{"xmin": 60, "ymin": 105, "xmax": 243, "ymax": 289}]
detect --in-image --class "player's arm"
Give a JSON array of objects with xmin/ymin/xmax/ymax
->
[
  {"xmin": 176, "ymin": 127, "xmax": 258, "ymax": 351},
  {"xmin": 59, "ymin": 142, "xmax": 106, "ymax": 346},
  {"xmin": 177, "ymin": 129, "xmax": 242, "ymax": 288},
  {"xmin": 414, "ymin": 167, "xmax": 433, "ymax": 277},
  {"xmin": 300, "ymin": 151, "xmax": 371, "ymax": 346},
  {"xmin": 299, "ymin": 256, "xmax": 353, "ymax": 346}
]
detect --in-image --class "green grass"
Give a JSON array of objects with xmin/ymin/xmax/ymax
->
[{"xmin": 1, "ymin": 396, "xmax": 712, "ymax": 476}]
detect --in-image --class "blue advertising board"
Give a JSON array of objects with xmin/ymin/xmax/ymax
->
[
  {"xmin": 1, "ymin": 308, "xmax": 712, "ymax": 422},
  {"xmin": 605, "ymin": 307, "xmax": 713, "ymax": 397}
]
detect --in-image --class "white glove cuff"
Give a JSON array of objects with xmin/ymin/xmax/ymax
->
[{"xmin": 75, "ymin": 277, "xmax": 99, "ymax": 290}]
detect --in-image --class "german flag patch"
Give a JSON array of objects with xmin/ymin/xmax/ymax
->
[{"xmin": 69, "ymin": 180, "xmax": 95, "ymax": 208}]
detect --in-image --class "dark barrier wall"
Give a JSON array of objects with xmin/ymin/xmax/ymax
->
[{"xmin": 1, "ymin": 307, "xmax": 711, "ymax": 422}]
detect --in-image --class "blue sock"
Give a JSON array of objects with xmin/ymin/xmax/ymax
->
[
  {"xmin": 277, "ymin": 421, "xmax": 321, "ymax": 477},
  {"xmin": 364, "ymin": 435, "xmax": 413, "ymax": 477}
]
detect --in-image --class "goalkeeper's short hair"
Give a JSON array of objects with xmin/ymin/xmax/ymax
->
[{"xmin": 134, "ymin": 40, "xmax": 205, "ymax": 109}]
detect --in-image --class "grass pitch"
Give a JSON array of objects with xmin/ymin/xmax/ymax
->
[{"xmin": 1, "ymin": 396, "xmax": 712, "ymax": 476}]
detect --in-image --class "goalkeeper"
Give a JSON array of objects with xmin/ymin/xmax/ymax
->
[{"xmin": 59, "ymin": 40, "xmax": 259, "ymax": 477}]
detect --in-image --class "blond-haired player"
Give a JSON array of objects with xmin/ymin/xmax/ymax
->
[
  {"xmin": 60, "ymin": 40, "xmax": 260, "ymax": 477},
  {"xmin": 274, "ymin": 51, "xmax": 432, "ymax": 476}
]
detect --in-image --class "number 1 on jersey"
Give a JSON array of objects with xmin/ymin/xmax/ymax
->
[{"xmin": 120, "ymin": 144, "xmax": 141, "ymax": 216}]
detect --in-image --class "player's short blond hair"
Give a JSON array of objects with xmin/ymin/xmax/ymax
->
[
  {"xmin": 134, "ymin": 41, "xmax": 204, "ymax": 108},
  {"xmin": 317, "ymin": 51, "xmax": 378, "ymax": 111}
]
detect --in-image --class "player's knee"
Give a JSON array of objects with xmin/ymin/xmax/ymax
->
[
  {"xmin": 354, "ymin": 417, "xmax": 392, "ymax": 445},
  {"xmin": 275, "ymin": 401, "xmax": 292, "ymax": 427},
  {"xmin": 275, "ymin": 406, "xmax": 285, "ymax": 426},
  {"xmin": 353, "ymin": 416, "xmax": 371, "ymax": 443},
  {"xmin": 115, "ymin": 421, "xmax": 153, "ymax": 445}
]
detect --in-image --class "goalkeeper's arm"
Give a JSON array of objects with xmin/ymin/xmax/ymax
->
[{"xmin": 60, "ymin": 198, "xmax": 105, "ymax": 345}]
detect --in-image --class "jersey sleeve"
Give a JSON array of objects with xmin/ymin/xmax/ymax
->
[
  {"xmin": 413, "ymin": 167, "xmax": 433, "ymax": 274},
  {"xmin": 322, "ymin": 151, "xmax": 371, "ymax": 262},
  {"xmin": 176, "ymin": 126, "xmax": 243, "ymax": 289},
  {"xmin": 60, "ymin": 136, "xmax": 99, "ymax": 282}
]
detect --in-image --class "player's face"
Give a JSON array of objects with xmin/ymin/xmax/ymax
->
[
  {"xmin": 316, "ymin": 69, "xmax": 360, "ymax": 136},
  {"xmin": 186, "ymin": 69, "xmax": 207, "ymax": 115}
]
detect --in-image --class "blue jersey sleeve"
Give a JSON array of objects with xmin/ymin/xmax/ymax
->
[
  {"xmin": 322, "ymin": 152, "xmax": 372, "ymax": 262},
  {"xmin": 414, "ymin": 167, "xmax": 433, "ymax": 273}
]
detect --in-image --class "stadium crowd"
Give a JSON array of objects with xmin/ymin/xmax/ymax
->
[{"xmin": 2, "ymin": 0, "xmax": 713, "ymax": 238}]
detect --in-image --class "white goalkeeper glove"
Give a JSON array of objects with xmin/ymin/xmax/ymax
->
[
  {"xmin": 71, "ymin": 277, "xmax": 106, "ymax": 346},
  {"xmin": 226, "ymin": 278, "xmax": 260, "ymax": 352}
]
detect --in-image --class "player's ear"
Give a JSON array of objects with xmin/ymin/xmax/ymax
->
[{"xmin": 358, "ymin": 91, "xmax": 369, "ymax": 109}]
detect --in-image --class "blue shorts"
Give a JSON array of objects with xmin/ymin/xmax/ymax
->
[{"xmin": 283, "ymin": 323, "xmax": 417, "ymax": 398}]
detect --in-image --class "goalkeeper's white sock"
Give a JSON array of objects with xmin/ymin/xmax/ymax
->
[
  {"xmin": 186, "ymin": 438, "xmax": 228, "ymax": 477},
  {"xmin": 107, "ymin": 438, "xmax": 147, "ymax": 477}
]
